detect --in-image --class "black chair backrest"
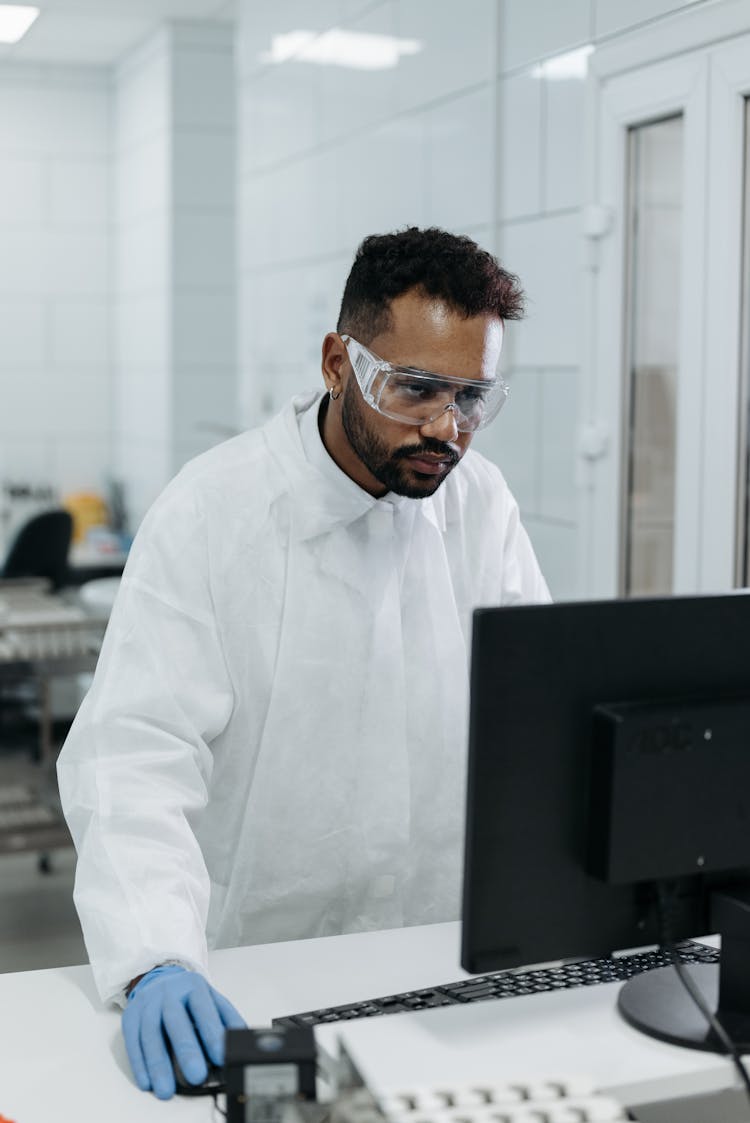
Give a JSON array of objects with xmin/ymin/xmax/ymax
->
[{"xmin": 2, "ymin": 509, "xmax": 73, "ymax": 590}]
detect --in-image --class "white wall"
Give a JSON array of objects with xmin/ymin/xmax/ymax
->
[
  {"xmin": 171, "ymin": 22, "xmax": 237, "ymax": 469},
  {"xmin": 113, "ymin": 22, "xmax": 237, "ymax": 526},
  {"xmin": 236, "ymin": 0, "xmax": 715, "ymax": 600},
  {"xmin": 113, "ymin": 32, "xmax": 172, "ymax": 530},
  {"xmin": 0, "ymin": 62, "xmax": 111, "ymax": 551}
]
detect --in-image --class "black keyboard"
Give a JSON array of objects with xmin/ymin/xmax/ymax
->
[{"xmin": 273, "ymin": 940, "xmax": 719, "ymax": 1029}]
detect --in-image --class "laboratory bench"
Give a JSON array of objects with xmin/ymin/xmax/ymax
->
[{"xmin": 0, "ymin": 922, "xmax": 743, "ymax": 1123}]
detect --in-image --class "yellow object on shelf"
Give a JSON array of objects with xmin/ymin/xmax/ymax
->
[{"xmin": 62, "ymin": 491, "xmax": 110, "ymax": 544}]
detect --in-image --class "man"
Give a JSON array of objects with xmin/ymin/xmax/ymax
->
[{"xmin": 57, "ymin": 227, "xmax": 550, "ymax": 1099}]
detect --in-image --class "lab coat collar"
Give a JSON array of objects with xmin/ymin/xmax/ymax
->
[{"xmin": 265, "ymin": 393, "xmax": 446, "ymax": 540}]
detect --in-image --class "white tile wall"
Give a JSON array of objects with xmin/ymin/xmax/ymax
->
[
  {"xmin": 497, "ymin": 72, "xmax": 543, "ymax": 220},
  {"xmin": 49, "ymin": 300, "xmax": 110, "ymax": 366},
  {"xmin": 236, "ymin": 0, "xmax": 341, "ymax": 82},
  {"xmin": 472, "ymin": 366, "xmax": 541, "ymax": 516},
  {"xmin": 0, "ymin": 302, "xmax": 47, "ymax": 367},
  {"xmin": 394, "ymin": 0, "xmax": 496, "ymax": 111},
  {"xmin": 539, "ymin": 366, "xmax": 579, "ymax": 522},
  {"xmin": 497, "ymin": 212, "xmax": 584, "ymax": 370},
  {"xmin": 0, "ymin": 65, "xmax": 111, "ymax": 524},
  {"xmin": 115, "ymin": 294, "xmax": 169, "ymax": 370},
  {"xmin": 171, "ymin": 24, "xmax": 238, "ymax": 473},
  {"xmin": 497, "ymin": 0, "xmax": 593, "ymax": 73},
  {"xmin": 112, "ymin": 22, "xmax": 237, "ymax": 526},
  {"xmin": 523, "ymin": 517, "xmax": 580, "ymax": 600},
  {"xmin": 240, "ymin": 68, "xmax": 322, "ymax": 172},
  {"xmin": 318, "ymin": 3, "xmax": 398, "ymax": 144},
  {"xmin": 48, "ymin": 159, "xmax": 110, "ymax": 225},
  {"xmin": 173, "ymin": 42, "xmax": 236, "ymax": 129},
  {"xmin": 173, "ymin": 213, "xmax": 236, "ymax": 288},
  {"xmin": 113, "ymin": 135, "xmax": 169, "ymax": 224},
  {"xmin": 174, "ymin": 290, "xmax": 237, "ymax": 368},
  {"xmin": 173, "ymin": 131, "xmax": 236, "ymax": 211},
  {"xmin": 174, "ymin": 366, "xmax": 238, "ymax": 438},
  {"xmin": 542, "ymin": 75, "xmax": 587, "ymax": 212},
  {"xmin": 593, "ymin": 0, "xmax": 708, "ymax": 39},
  {"xmin": 0, "ymin": 158, "xmax": 45, "ymax": 224},
  {"xmin": 114, "ymin": 34, "xmax": 171, "ymax": 150},
  {"xmin": 426, "ymin": 85, "xmax": 494, "ymax": 231},
  {"xmin": 113, "ymin": 33, "xmax": 172, "ymax": 527}
]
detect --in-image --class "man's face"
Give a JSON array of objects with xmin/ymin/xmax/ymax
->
[{"xmin": 322, "ymin": 289, "xmax": 504, "ymax": 499}]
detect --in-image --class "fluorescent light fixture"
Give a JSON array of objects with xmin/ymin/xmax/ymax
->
[
  {"xmin": 531, "ymin": 44, "xmax": 594, "ymax": 80},
  {"xmin": 260, "ymin": 28, "xmax": 422, "ymax": 71},
  {"xmin": 0, "ymin": 4, "xmax": 39, "ymax": 44}
]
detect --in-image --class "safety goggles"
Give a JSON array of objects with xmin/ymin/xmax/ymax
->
[{"xmin": 341, "ymin": 335, "xmax": 509, "ymax": 433}]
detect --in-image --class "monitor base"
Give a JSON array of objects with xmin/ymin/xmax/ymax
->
[{"xmin": 618, "ymin": 963, "xmax": 750, "ymax": 1052}]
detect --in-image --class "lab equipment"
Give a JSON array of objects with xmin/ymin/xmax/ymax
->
[
  {"xmin": 461, "ymin": 595, "xmax": 750, "ymax": 1054},
  {"xmin": 122, "ymin": 964, "xmax": 245, "ymax": 1100},
  {"xmin": 341, "ymin": 336, "xmax": 508, "ymax": 432},
  {"xmin": 58, "ymin": 391, "xmax": 549, "ymax": 1007},
  {"xmin": 273, "ymin": 941, "xmax": 718, "ymax": 1029},
  {"xmin": 225, "ymin": 1026, "xmax": 316, "ymax": 1123},
  {"xmin": 0, "ymin": 579, "xmax": 107, "ymax": 866}
]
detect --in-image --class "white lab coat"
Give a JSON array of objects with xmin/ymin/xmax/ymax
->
[{"xmin": 57, "ymin": 392, "xmax": 550, "ymax": 1006}]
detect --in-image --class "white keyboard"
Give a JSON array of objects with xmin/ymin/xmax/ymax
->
[{"xmin": 375, "ymin": 1079, "xmax": 628, "ymax": 1123}]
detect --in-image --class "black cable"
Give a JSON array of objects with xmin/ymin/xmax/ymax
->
[{"xmin": 656, "ymin": 881, "xmax": 750, "ymax": 1109}]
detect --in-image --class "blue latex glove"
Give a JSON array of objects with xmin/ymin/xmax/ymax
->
[{"xmin": 122, "ymin": 965, "xmax": 246, "ymax": 1100}]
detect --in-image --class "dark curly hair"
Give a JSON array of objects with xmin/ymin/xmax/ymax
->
[{"xmin": 337, "ymin": 227, "xmax": 525, "ymax": 343}]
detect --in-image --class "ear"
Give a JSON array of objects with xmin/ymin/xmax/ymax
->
[{"xmin": 321, "ymin": 332, "xmax": 347, "ymax": 397}]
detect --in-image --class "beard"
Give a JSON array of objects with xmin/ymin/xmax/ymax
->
[{"xmin": 340, "ymin": 378, "xmax": 460, "ymax": 498}]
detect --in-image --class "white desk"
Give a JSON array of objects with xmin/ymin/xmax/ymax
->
[{"xmin": 0, "ymin": 922, "xmax": 740, "ymax": 1123}]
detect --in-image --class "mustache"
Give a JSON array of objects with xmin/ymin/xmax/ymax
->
[{"xmin": 392, "ymin": 439, "xmax": 460, "ymax": 466}]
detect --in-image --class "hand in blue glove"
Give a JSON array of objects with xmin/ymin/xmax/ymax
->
[{"xmin": 122, "ymin": 965, "xmax": 246, "ymax": 1100}]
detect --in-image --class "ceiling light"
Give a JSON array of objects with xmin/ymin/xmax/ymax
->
[
  {"xmin": 260, "ymin": 28, "xmax": 422, "ymax": 71},
  {"xmin": 0, "ymin": 4, "xmax": 39, "ymax": 43},
  {"xmin": 531, "ymin": 44, "xmax": 594, "ymax": 80}
]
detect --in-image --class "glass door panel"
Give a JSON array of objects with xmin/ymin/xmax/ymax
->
[{"xmin": 622, "ymin": 115, "xmax": 684, "ymax": 596}]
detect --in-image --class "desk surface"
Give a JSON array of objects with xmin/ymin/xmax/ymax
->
[{"xmin": 0, "ymin": 922, "xmax": 739, "ymax": 1123}]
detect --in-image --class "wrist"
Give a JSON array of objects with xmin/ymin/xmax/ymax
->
[{"xmin": 126, "ymin": 964, "xmax": 186, "ymax": 1001}]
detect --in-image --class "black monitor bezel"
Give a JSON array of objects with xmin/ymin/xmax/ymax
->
[{"xmin": 461, "ymin": 594, "xmax": 750, "ymax": 976}]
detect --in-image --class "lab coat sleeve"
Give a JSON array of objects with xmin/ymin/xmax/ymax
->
[{"xmin": 57, "ymin": 481, "xmax": 235, "ymax": 1007}]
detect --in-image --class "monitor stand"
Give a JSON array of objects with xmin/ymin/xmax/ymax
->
[{"xmin": 617, "ymin": 888, "xmax": 750, "ymax": 1052}]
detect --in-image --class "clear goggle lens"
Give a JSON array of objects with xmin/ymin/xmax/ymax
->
[{"xmin": 342, "ymin": 335, "xmax": 508, "ymax": 433}]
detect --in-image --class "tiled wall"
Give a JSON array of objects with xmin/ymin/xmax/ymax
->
[
  {"xmin": 236, "ymin": 0, "xmax": 711, "ymax": 600},
  {"xmin": 113, "ymin": 32, "xmax": 172, "ymax": 530},
  {"xmin": 0, "ymin": 63, "xmax": 111, "ymax": 551},
  {"xmin": 113, "ymin": 23, "xmax": 237, "ymax": 526},
  {"xmin": 171, "ymin": 23, "xmax": 237, "ymax": 470}
]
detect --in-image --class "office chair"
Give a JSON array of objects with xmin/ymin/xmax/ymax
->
[{"xmin": 1, "ymin": 509, "xmax": 73, "ymax": 591}]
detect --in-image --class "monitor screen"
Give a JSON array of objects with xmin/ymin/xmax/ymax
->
[{"xmin": 461, "ymin": 594, "xmax": 750, "ymax": 986}]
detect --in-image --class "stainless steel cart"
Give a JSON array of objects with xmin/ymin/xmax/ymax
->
[{"xmin": 0, "ymin": 580, "xmax": 108, "ymax": 861}]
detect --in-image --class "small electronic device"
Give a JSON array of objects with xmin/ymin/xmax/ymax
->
[
  {"xmin": 225, "ymin": 1026, "xmax": 317, "ymax": 1123},
  {"xmin": 165, "ymin": 1035, "xmax": 224, "ymax": 1097}
]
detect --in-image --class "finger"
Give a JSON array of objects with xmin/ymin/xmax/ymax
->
[
  {"xmin": 162, "ymin": 997, "xmax": 209, "ymax": 1087},
  {"xmin": 122, "ymin": 1003, "xmax": 151, "ymax": 1092},
  {"xmin": 186, "ymin": 978, "xmax": 227, "ymax": 1066},
  {"xmin": 213, "ymin": 988, "xmax": 247, "ymax": 1031},
  {"xmin": 140, "ymin": 999, "xmax": 177, "ymax": 1100}
]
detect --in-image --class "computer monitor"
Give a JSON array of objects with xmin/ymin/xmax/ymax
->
[{"xmin": 461, "ymin": 594, "xmax": 750, "ymax": 1052}]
